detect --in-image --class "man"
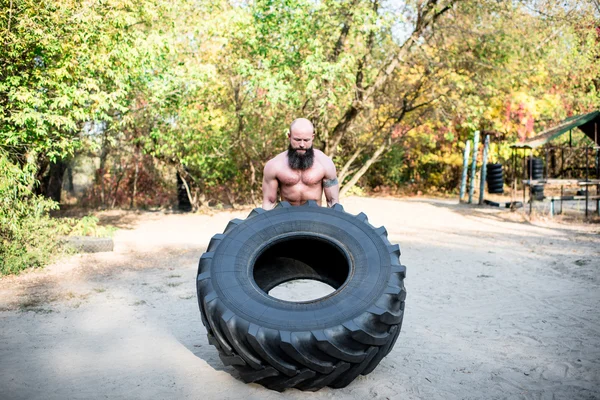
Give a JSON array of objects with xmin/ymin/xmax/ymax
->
[{"xmin": 262, "ymin": 118, "xmax": 340, "ymax": 209}]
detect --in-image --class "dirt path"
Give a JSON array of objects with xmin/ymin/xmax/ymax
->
[{"xmin": 1, "ymin": 197, "xmax": 599, "ymax": 400}]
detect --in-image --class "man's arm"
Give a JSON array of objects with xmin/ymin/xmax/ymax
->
[
  {"xmin": 322, "ymin": 157, "xmax": 339, "ymax": 207},
  {"xmin": 262, "ymin": 160, "xmax": 279, "ymax": 210}
]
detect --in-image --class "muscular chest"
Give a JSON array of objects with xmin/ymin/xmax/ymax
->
[{"xmin": 278, "ymin": 165, "xmax": 324, "ymax": 187}]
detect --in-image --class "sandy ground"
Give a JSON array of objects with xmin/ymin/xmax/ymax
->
[{"xmin": 1, "ymin": 196, "xmax": 599, "ymax": 400}]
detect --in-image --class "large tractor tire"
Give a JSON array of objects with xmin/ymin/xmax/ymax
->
[{"xmin": 196, "ymin": 201, "xmax": 406, "ymax": 391}]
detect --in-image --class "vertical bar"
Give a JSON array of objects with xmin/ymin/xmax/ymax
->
[
  {"xmin": 586, "ymin": 147, "xmax": 589, "ymax": 218},
  {"xmin": 529, "ymin": 148, "xmax": 533, "ymax": 216},
  {"xmin": 592, "ymin": 117, "xmax": 597, "ymax": 214},
  {"xmin": 479, "ymin": 135, "xmax": 490, "ymax": 205},
  {"xmin": 468, "ymin": 131, "xmax": 480, "ymax": 204},
  {"xmin": 459, "ymin": 140, "xmax": 471, "ymax": 202},
  {"xmin": 597, "ymin": 147, "xmax": 600, "ymax": 180},
  {"xmin": 522, "ymin": 149, "xmax": 526, "ymax": 209},
  {"xmin": 596, "ymin": 147, "xmax": 600, "ymax": 216},
  {"xmin": 511, "ymin": 147, "xmax": 516, "ymax": 204},
  {"xmin": 569, "ymin": 129, "xmax": 572, "ymax": 148},
  {"xmin": 560, "ymin": 185, "xmax": 564, "ymax": 215},
  {"xmin": 544, "ymin": 147, "xmax": 548, "ymax": 179}
]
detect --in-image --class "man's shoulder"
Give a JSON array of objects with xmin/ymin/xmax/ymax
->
[
  {"xmin": 314, "ymin": 149, "xmax": 333, "ymax": 165},
  {"xmin": 264, "ymin": 152, "xmax": 287, "ymax": 171},
  {"xmin": 266, "ymin": 151, "xmax": 287, "ymax": 163}
]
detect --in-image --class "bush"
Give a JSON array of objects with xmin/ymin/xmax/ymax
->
[
  {"xmin": 0, "ymin": 151, "xmax": 66, "ymax": 274},
  {"xmin": 63, "ymin": 215, "xmax": 116, "ymax": 238}
]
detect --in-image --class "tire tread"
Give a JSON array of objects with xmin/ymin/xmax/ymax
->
[{"xmin": 196, "ymin": 203, "xmax": 406, "ymax": 390}]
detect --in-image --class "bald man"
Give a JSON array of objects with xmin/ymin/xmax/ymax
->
[{"xmin": 262, "ymin": 118, "xmax": 340, "ymax": 209}]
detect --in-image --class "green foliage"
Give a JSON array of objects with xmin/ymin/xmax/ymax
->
[
  {"xmin": 1, "ymin": 0, "xmax": 599, "ymax": 215},
  {"xmin": 0, "ymin": 149, "xmax": 118, "ymax": 274},
  {"xmin": 0, "ymin": 150, "xmax": 63, "ymax": 274},
  {"xmin": 62, "ymin": 216, "xmax": 116, "ymax": 238}
]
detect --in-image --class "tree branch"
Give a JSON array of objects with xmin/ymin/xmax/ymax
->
[
  {"xmin": 330, "ymin": 0, "xmax": 360, "ymax": 62},
  {"xmin": 326, "ymin": 0, "xmax": 454, "ymax": 157}
]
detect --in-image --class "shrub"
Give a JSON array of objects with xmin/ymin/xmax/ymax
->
[
  {"xmin": 0, "ymin": 151, "xmax": 64, "ymax": 274},
  {"xmin": 63, "ymin": 215, "xmax": 116, "ymax": 238}
]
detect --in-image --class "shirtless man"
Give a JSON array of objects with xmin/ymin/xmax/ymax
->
[{"xmin": 262, "ymin": 118, "xmax": 340, "ymax": 209}]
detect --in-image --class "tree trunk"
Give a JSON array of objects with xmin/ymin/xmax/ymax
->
[
  {"xmin": 111, "ymin": 163, "xmax": 128, "ymax": 209},
  {"xmin": 339, "ymin": 139, "xmax": 389, "ymax": 198},
  {"xmin": 65, "ymin": 164, "xmax": 74, "ymax": 194},
  {"xmin": 176, "ymin": 170, "xmax": 193, "ymax": 211},
  {"xmin": 45, "ymin": 159, "xmax": 68, "ymax": 203},
  {"xmin": 338, "ymin": 147, "xmax": 363, "ymax": 184},
  {"xmin": 177, "ymin": 167, "xmax": 195, "ymax": 211},
  {"xmin": 130, "ymin": 161, "xmax": 139, "ymax": 209},
  {"xmin": 36, "ymin": 157, "xmax": 68, "ymax": 203},
  {"xmin": 98, "ymin": 137, "xmax": 110, "ymax": 207}
]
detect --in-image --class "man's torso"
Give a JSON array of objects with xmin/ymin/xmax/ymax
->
[{"xmin": 274, "ymin": 151, "xmax": 327, "ymax": 206}]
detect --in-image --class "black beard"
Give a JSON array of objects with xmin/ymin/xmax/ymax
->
[{"xmin": 287, "ymin": 145, "xmax": 315, "ymax": 170}]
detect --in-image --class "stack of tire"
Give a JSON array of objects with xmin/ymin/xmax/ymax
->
[
  {"xmin": 486, "ymin": 163, "xmax": 504, "ymax": 194},
  {"xmin": 527, "ymin": 158, "xmax": 544, "ymax": 200}
]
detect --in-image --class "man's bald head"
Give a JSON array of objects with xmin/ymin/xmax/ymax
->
[
  {"xmin": 289, "ymin": 118, "xmax": 314, "ymax": 136},
  {"xmin": 287, "ymin": 118, "xmax": 315, "ymax": 170}
]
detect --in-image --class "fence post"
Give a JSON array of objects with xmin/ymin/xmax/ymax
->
[
  {"xmin": 468, "ymin": 131, "xmax": 480, "ymax": 204},
  {"xmin": 459, "ymin": 140, "xmax": 471, "ymax": 202},
  {"xmin": 478, "ymin": 135, "xmax": 490, "ymax": 205}
]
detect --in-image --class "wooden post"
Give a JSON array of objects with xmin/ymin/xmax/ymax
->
[
  {"xmin": 459, "ymin": 140, "xmax": 471, "ymax": 202},
  {"xmin": 468, "ymin": 131, "xmax": 480, "ymax": 204},
  {"xmin": 479, "ymin": 135, "xmax": 490, "ymax": 205}
]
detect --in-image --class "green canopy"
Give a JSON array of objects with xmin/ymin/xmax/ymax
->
[{"xmin": 511, "ymin": 110, "xmax": 600, "ymax": 149}]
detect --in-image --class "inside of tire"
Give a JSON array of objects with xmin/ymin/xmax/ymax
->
[{"xmin": 252, "ymin": 235, "xmax": 351, "ymax": 299}]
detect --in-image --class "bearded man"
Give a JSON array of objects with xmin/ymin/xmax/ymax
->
[{"xmin": 262, "ymin": 118, "xmax": 340, "ymax": 209}]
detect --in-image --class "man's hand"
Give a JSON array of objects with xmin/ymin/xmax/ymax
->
[{"xmin": 262, "ymin": 160, "xmax": 278, "ymax": 210}]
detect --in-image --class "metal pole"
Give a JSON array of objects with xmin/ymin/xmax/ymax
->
[
  {"xmin": 459, "ymin": 140, "xmax": 471, "ymax": 202},
  {"xmin": 529, "ymin": 148, "xmax": 533, "ymax": 216},
  {"xmin": 468, "ymin": 131, "xmax": 480, "ymax": 204},
  {"xmin": 479, "ymin": 135, "xmax": 490, "ymax": 205},
  {"xmin": 544, "ymin": 147, "xmax": 548, "ymax": 179},
  {"xmin": 561, "ymin": 147, "xmax": 564, "ymax": 177},
  {"xmin": 586, "ymin": 147, "xmax": 589, "ymax": 218},
  {"xmin": 511, "ymin": 148, "xmax": 516, "ymax": 204},
  {"xmin": 561, "ymin": 185, "xmax": 564, "ymax": 215},
  {"xmin": 594, "ymin": 122, "xmax": 600, "ymax": 216},
  {"xmin": 569, "ymin": 129, "xmax": 572, "ymax": 148},
  {"xmin": 522, "ymin": 149, "xmax": 526, "ymax": 209}
]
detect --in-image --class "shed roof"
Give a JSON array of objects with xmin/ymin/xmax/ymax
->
[{"xmin": 511, "ymin": 110, "xmax": 600, "ymax": 149}]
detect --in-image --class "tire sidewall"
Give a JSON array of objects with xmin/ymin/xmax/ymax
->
[{"xmin": 203, "ymin": 206, "xmax": 394, "ymax": 332}]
